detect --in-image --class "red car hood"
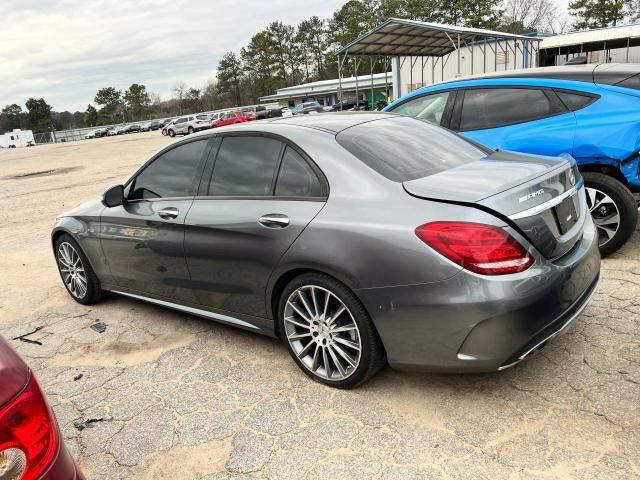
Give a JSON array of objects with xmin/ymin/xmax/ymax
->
[{"xmin": 0, "ymin": 335, "xmax": 29, "ymax": 407}]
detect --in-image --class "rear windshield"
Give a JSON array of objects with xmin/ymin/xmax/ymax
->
[{"xmin": 336, "ymin": 116, "xmax": 489, "ymax": 182}]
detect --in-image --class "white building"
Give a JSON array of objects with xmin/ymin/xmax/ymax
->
[
  {"xmin": 394, "ymin": 36, "xmax": 538, "ymax": 98},
  {"xmin": 260, "ymin": 20, "xmax": 640, "ymax": 107},
  {"xmin": 0, "ymin": 129, "xmax": 35, "ymax": 148},
  {"xmin": 259, "ymin": 72, "xmax": 393, "ymax": 107},
  {"xmin": 539, "ymin": 23, "xmax": 640, "ymax": 65}
]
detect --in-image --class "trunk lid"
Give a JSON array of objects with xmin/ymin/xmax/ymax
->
[{"xmin": 403, "ymin": 150, "xmax": 586, "ymax": 258}]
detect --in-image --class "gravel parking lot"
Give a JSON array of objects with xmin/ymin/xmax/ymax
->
[{"xmin": 0, "ymin": 132, "xmax": 638, "ymax": 479}]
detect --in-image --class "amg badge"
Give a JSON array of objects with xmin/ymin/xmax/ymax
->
[{"xmin": 519, "ymin": 189, "xmax": 545, "ymax": 204}]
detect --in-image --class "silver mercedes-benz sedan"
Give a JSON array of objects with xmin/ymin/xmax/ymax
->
[{"xmin": 51, "ymin": 113, "xmax": 600, "ymax": 388}]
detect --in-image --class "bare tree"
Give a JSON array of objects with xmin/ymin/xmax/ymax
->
[
  {"xmin": 172, "ymin": 82, "xmax": 187, "ymax": 114},
  {"xmin": 547, "ymin": 15, "xmax": 573, "ymax": 34},
  {"xmin": 501, "ymin": 0, "xmax": 564, "ymax": 33}
]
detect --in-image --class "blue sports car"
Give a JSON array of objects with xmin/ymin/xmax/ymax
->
[{"xmin": 384, "ymin": 64, "xmax": 640, "ymax": 255}]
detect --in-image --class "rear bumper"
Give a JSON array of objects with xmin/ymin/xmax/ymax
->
[
  {"xmin": 42, "ymin": 440, "xmax": 85, "ymax": 480},
  {"xmin": 356, "ymin": 218, "xmax": 600, "ymax": 373}
]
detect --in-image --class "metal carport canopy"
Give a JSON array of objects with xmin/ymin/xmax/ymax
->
[{"xmin": 336, "ymin": 18, "xmax": 534, "ymax": 57}]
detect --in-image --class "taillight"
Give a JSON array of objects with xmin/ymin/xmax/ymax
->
[
  {"xmin": 415, "ymin": 222, "xmax": 534, "ymax": 275},
  {"xmin": 0, "ymin": 373, "xmax": 58, "ymax": 480}
]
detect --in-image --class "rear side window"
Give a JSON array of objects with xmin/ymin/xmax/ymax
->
[
  {"xmin": 275, "ymin": 147, "xmax": 324, "ymax": 197},
  {"xmin": 390, "ymin": 91, "xmax": 451, "ymax": 125},
  {"xmin": 460, "ymin": 88, "xmax": 565, "ymax": 131},
  {"xmin": 208, "ymin": 136, "xmax": 282, "ymax": 196},
  {"xmin": 555, "ymin": 91, "xmax": 597, "ymax": 111},
  {"xmin": 129, "ymin": 139, "xmax": 207, "ymax": 200},
  {"xmin": 336, "ymin": 117, "xmax": 487, "ymax": 182}
]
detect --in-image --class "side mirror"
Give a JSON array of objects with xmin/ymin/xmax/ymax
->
[{"xmin": 102, "ymin": 185, "xmax": 124, "ymax": 207}]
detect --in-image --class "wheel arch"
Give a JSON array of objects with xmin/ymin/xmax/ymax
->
[
  {"xmin": 267, "ymin": 264, "xmax": 365, "ymax": 340},
  {"xmin": 578, "ymin": 162, "xmax": 630, "ymax": 188},
  {"xmin": 51, "ymin": 222, "xmax": 104, "ymax": 282}
]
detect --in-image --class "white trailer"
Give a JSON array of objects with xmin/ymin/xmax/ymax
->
[{"xmin": 0, "ymin": 129, "xmax": 35, "ymax": 148}]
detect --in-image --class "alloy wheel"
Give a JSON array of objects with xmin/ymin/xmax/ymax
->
[
  {"xmin": 57, "ymin": 242, "xmax": 88, "ymax": 299},
  {"xmin": 586, "ymin": 187, "xmax": 621, "ymax": 248},
  {"xmin": 284, "ymin": 285, "xmax": 362, "ymax": 381}
]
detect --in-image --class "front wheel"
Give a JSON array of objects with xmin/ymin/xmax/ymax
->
[
  {"xmin": 278, "ymin": 273, "xmax": 386, "ymax": 388},
  {"xmin": 168, "ymin": 129, "xmax": 176, "ymax": 138},
  {"xmin": 55, "ymin": 234, "xmax": 104, "ymax": 305},
  {"xmin": 583, "ymin": 172, "xmax": 638, "ymax": 257}
]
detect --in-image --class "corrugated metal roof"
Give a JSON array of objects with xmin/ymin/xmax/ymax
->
[
  {"xmin": 337, "ymin": 18, "xmax": 536, "ymax": 57},
  {"xmin": 541, "ymin": 23, "xmax": 640, "ymax": 49}
]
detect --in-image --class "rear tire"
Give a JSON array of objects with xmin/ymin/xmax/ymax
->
[
  {"xmin": 278, "ymin": 273, "xmax": 386, "ymax": 388},
  {"xmin": 55, "ymin": 234, "xmax": 104, "ymax": 305},
  {"xmin": 583, "ymin": 172, "xmax": 638, "ymax": 257},
  {"xmin": 188, "ymin": 126, "xmax": 194, "ymax": 135}
]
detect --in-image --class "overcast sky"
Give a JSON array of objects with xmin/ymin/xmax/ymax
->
[
  {"xmin": 0, "ymin": 0, "xmax": 345, "ymax": 112},
  {"xmin": 2, "ymin": 0, "xmax": 572, "ymax": 113}
]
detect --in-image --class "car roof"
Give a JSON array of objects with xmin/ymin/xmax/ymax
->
[
  {"xmin": 434, "ymin": 63, "xmax": 640, "ymax": 88},
  {"xmin": 269, "ymin": 112, "xmax": 396, "ymax": 133}
]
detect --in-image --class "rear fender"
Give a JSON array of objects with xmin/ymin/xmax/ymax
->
[{"xmin": 573, "ymin": 92, "xmax": 640, "ymax": 185}]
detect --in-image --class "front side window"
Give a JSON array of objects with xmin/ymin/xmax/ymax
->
[
  {"xmin": 460, "ymin": 88, "xmax": 565, "ymax": 131},
  {"xmin": 208, "ymin": 136, "xmax": 283, "ymax": 196},
  {"xmin": 275, "ymin": 147, "xmax": 324, "ymax": 197},
  {"xmin": 391, "ymin": 91, "xmax": 451, "ymax": 125},
  {"xmin": 129, "ymin": 139, "xmax": 207, "ymax": 200}
]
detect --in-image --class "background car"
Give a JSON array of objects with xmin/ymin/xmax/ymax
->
[
  {"xmin": 291, "ymin": 101, "xmax": 324, "ymax": 115},
  {"xmin": 280, "ymin": 107, "xmax": 293, "ymax": 118},
  {"xmin": 255, "ymin": 105, "xmax": 283, "ymax": 120},
  {"xmin": 140, "ymin": 120, "xmax": 161, "ymax": 131},
  {"xmin": 210, "ymin": 111, "xmax": 255, "ymax": 128},
  {"xmin": 123, "ymin": 124, "xmax": 141, "ymax": 134},
  {"xmin": 208, "ymin": 112, "xmax": 222, "ymax": 123},
  {"xmin": 83, "ymin": 130, "xmax": 96, "ymax": 139},
  {"xmin": 331, "ymin": 99, "xmax": 367, "ymax": 111},
  {"xmin": 106, "ymin": 126, "xmax": 118, "ymax": 136},
  {"xmin": 0, "ymin": 334, "xmax": 85, "ymax": 479},
  {"xmin": 52, "ymin": 113, "xmax": 599, "ymax": 388},
  {"xmin": 385, "ymin": 64, "xmax": 640, "ymax": 256},
  {"xmin": 166, "ymin": 115, "xmax": 212, "ymax": 137},
  {"xmin": 161, "ymin": 119, "xmax": 176, "ymax": 136}
]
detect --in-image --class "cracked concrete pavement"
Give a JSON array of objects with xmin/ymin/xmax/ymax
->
[{"xmin": 0, "ymin": 133, "xmax": 638, "ymax": 479}]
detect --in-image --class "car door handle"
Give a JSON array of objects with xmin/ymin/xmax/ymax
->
[
  {"xmin": 158, "ymin": 207, "xmax": 179, "ymax": 220},
  {"xmin": 258, "ymin": 214, "xmax": 290, "ymax": 228}
]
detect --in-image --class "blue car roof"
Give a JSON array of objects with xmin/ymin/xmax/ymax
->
[{"xmin": 385, "ymin": 64, "xmax": 640, "ymax": 110}]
